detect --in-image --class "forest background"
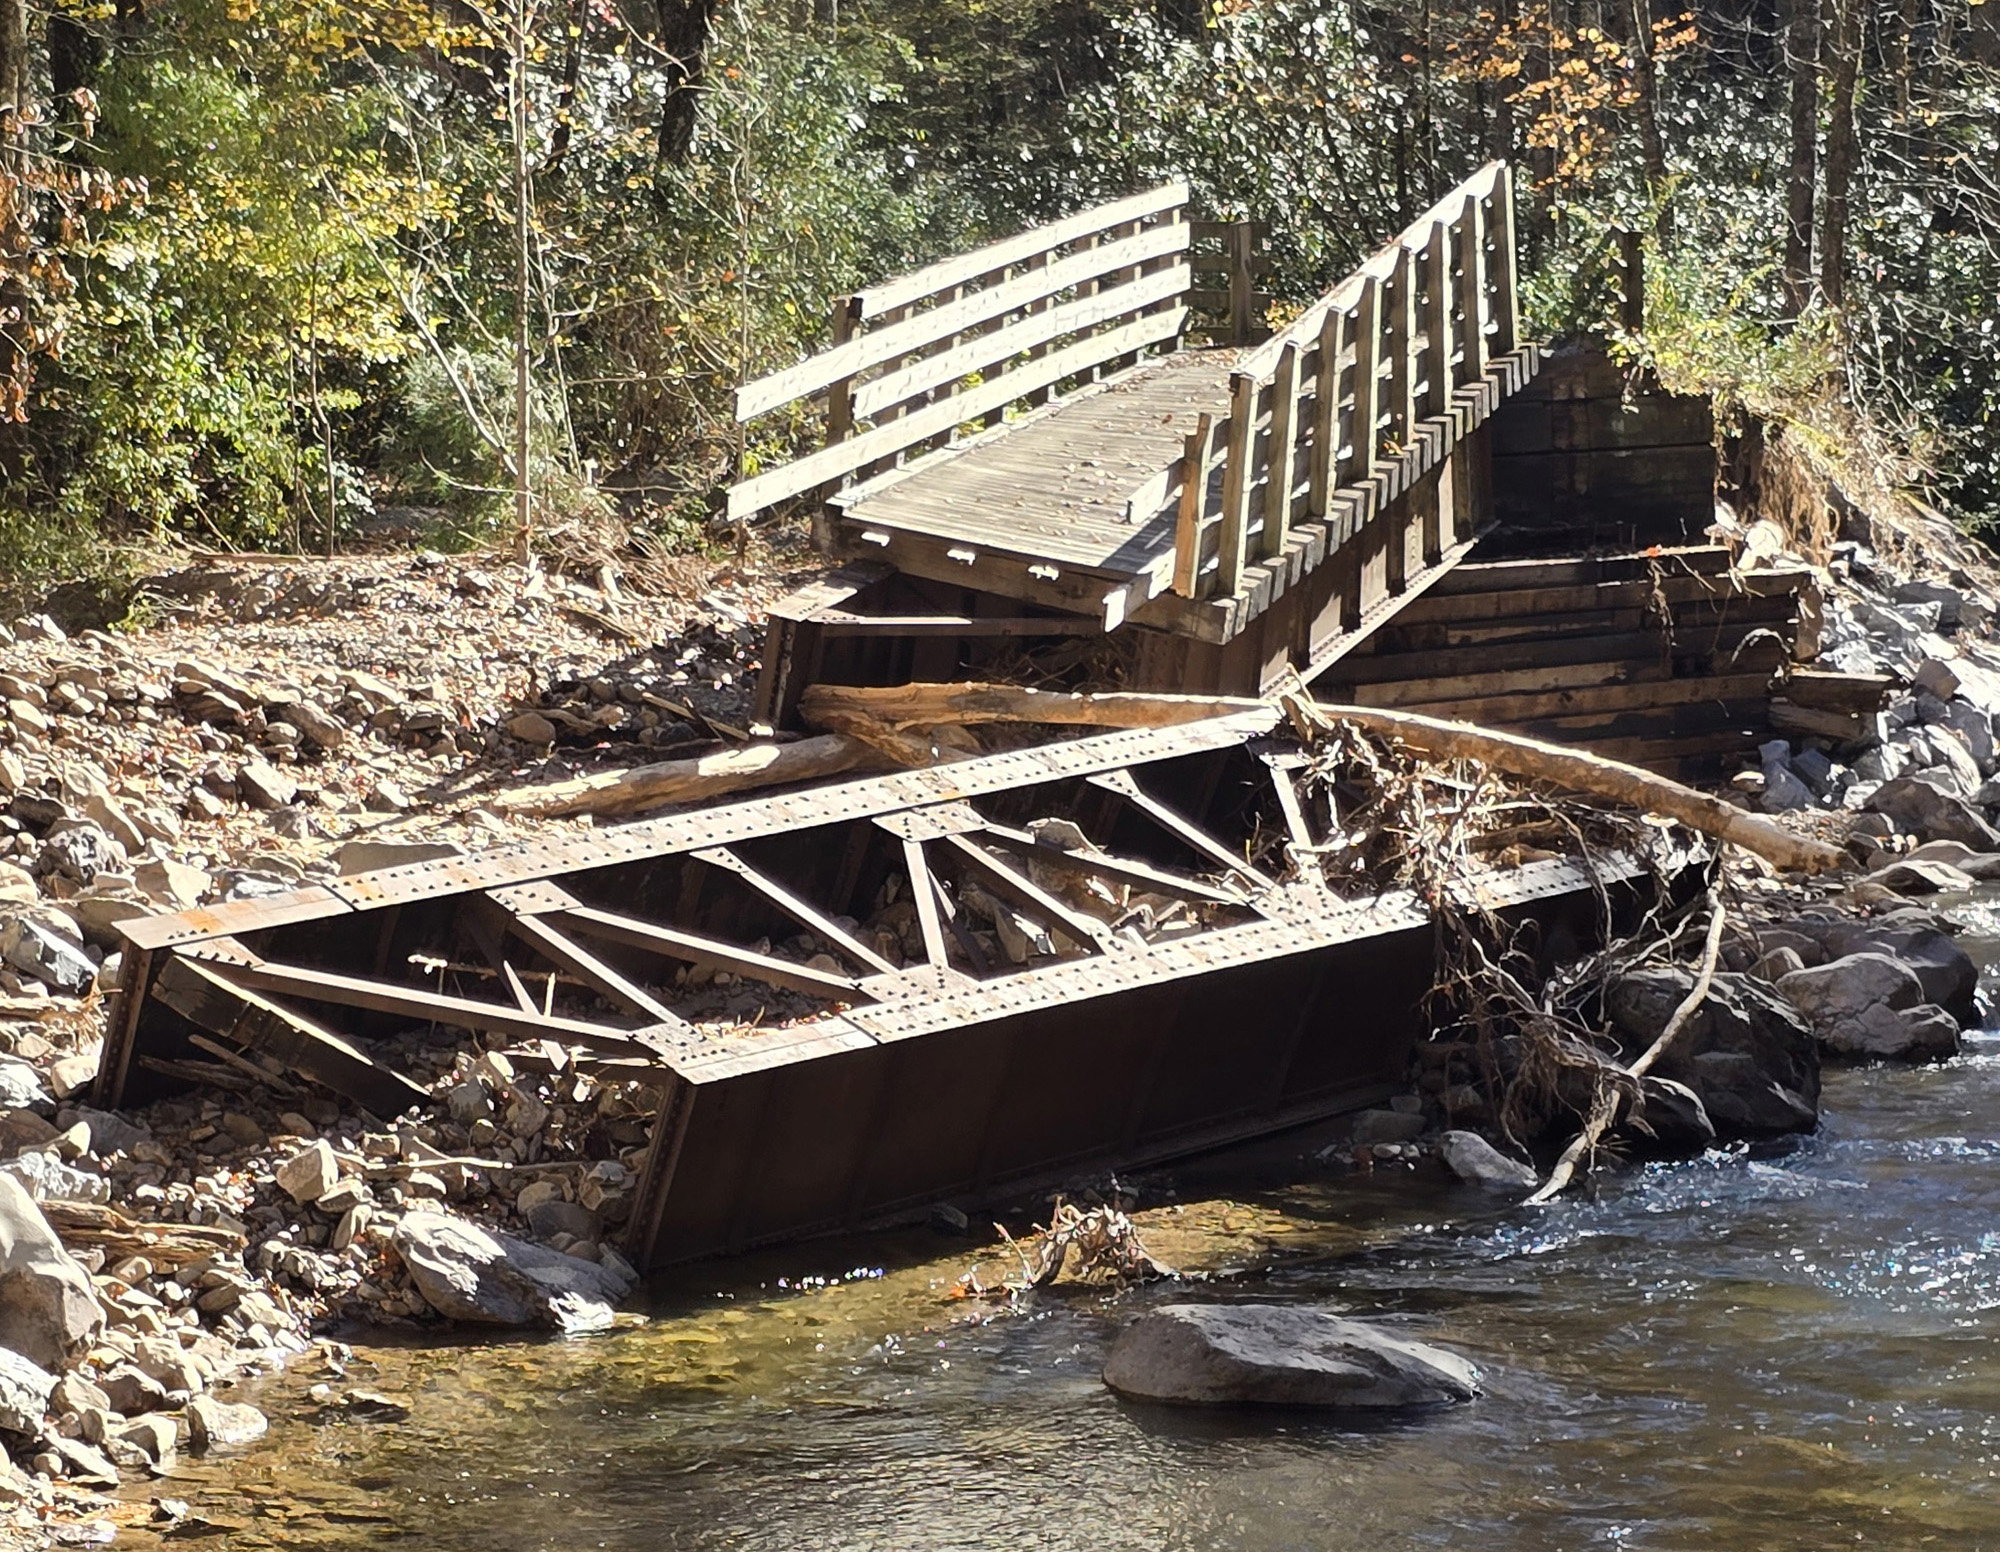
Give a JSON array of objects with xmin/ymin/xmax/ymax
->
[{"xmin": 0, "ymin": 0, "xmax": 1992, "ymax": 581}]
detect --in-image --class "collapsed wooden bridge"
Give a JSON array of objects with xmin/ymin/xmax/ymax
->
[{"xmin": 98, "ymin": 164, "xmax": 1812, "ymax": 1271}]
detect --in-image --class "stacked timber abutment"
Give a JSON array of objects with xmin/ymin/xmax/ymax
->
[{"xmin": 1314, "ymin": 546, "xmax": 1815, "ymax": 782}]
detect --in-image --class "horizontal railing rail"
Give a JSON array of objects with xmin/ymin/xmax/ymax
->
[
  {"xmin": 1156, "ymin": 162, "xmax": 1520, "ymax": 603},
  {"xmin": 727, "ymin": 183, "xmax": 1192, "ymax": 525}
]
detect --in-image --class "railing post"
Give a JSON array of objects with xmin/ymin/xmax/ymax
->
[
  {"xmin": 825, "ymin": 295, "xmax": 861, "ymax": 447},
  {"xmin": 1307, "ymin": 302, "xmax": 1345, "ymax": 517},
  {"xmin": 1228, "ymin": 221, "xmax": 1257, "ymax": 346},
  {"xmin": 1172, "ymin": 411, "xmax": 1214, "ymax": 598},
  {"xmin": 1261, "ymin": 340, "xmax": 1301, "ymax": 557},
  {"xmin": 1489, "ymin": 166, "xmax": 1520, "ymax": 355},
  {"xmin": 1617, "ymin": 226, "xmax": 1645, "ymax": 332},
  {"xmin": 1388, "ymin": 244, "xmax": 1417, "ymax": 455},
  {"xmin": 1215, "ymin": 371, "xmax": 1258, "ymax": 596},
  {"xmin": 1422, "ymin": 218, "xmax": 1453, "ymax": 419},
  {"xmin": 1454, "ymin": 192, "xmax": 1488, "ymax": 384},
  {"xmin": 1350, "ymin": 275, "xmax": 1382, "ymax": 487}
]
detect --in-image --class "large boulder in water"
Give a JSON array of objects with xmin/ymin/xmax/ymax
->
[
  {"xmin": 1769, "ymin": 909, "xmax": 1978, "ymax": 1023},
  {"xmin": 1102, "ymin": 1304, "xmax": 1479, "ymax": 1409},
  {"xmin": 1605, "ymin": 968, "xmax": 1819, "ymax": 1139},
  {"xmin": 1775, "ymin": 953, "xmax": 1961, "ymax": 1062},
  {"xmin": 1438, "ymin": 1131, "xmax": 1538, "ymax": 1194},
  {"xmin": 394, "ymin": 1211, "xmax": 634, "ymax": 1333}
]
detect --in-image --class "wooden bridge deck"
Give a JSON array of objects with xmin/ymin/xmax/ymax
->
[{"xmin": 832, "ymin": 348, "xmax": 1238, "ymax": 581}]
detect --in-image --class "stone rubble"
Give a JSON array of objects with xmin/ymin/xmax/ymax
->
[{"xmin": 0, "ymin": 546, "xmax": 797, "ymax": 1535}]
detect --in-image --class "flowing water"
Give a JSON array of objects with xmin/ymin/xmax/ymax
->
[{"xmin": 117, "ymin": 911, "xmax": 2000, "ymax": 1551}]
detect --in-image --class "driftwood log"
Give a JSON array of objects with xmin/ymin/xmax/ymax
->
[
  {"xmin": 489, "ymin": 734, "xmax": 887, "ymax": 819},
  {"xmin": 798, "ymin": 680, "xmax": 1846, "ymax": 876}
]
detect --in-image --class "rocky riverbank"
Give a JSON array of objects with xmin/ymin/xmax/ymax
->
[
  {"xmin": 0, "ymin": 545, "xmax": 808, "ymax": 1541},
  {"xmin": 0, "ymin": 496, "xmax": 1993, "ymax": 1538}
]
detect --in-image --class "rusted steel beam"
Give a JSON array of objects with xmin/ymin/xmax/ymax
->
[
  {"xmin": 184, "ymin": 952, "xmax": 664, "ymax": 1058},
  {"xmin": 152, "ymin": 956, "xmax": 430, "ymax": 1119},
  {"xmin": 900, "ymin": 837, "xmax": 953, "ymax": 971},
  {"xmin": 1086, "ymin": 768, "xmax": 1279, "ymax": 890},
  {"xmin": 553, "ymin": 904, "xmax": 866, "ymax": 1000},
  {"xmin": 973, "ymin": 820, "xmax": 1247, "ymax": 905},
  {"xmin": 690, "ymin": 845, "xmax": 900, "ymax": 976},
  {"xmin": 482, "ymin": 896, "xmax": 687, "ymax": 1030},
  {"xmin": 937, "ymin": 831, "xmax": 1117, "ymax": 953}
]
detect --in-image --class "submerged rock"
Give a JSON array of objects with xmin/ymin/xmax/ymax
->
[
  {"xmin": 187, "ymin": 1395, "xmax": 268, "ymax": 1452},
  {"xmin": 1438, "ymin": 1131, "xmax": 1538, "ymax": 1194},
  {"xmin": 394, "ymin": 1211, "xmax": 634, "ymax": 1332},
  {"xmin": 1605, "ymin": 968, "xmax": 1819, "ymax": 1139},
  {"xmin": 1102, "ymin": 1303, "xmax": 1479, "ymax": 1409}
]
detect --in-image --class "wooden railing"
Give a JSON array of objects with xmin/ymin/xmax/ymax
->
[
  {"xmin": 727, "ymin": 184, "xmax": 1192, "ymax": 525},
  {"xmin": 1163, "ymin": 163, "xmax": 1520, "ymax": 601}
]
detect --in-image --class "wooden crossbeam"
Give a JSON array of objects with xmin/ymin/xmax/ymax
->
[{"xmin": 555, "ymin": 904, "xmax": 865, "ymax": 1000}]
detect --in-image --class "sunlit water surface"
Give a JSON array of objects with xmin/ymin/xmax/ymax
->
[{"xmin": 122, "ymin": 905, "xmax": 2000, "ymax": 1551}]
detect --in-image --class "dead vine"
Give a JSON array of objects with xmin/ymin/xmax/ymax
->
[
  {"xmin": 953, "ymin": 1198, "xmax": 1176, "ymax": 1301},
  {"xmin": 1291, "ymin": 716, "xmax": 1725, "ymax": 1183}
]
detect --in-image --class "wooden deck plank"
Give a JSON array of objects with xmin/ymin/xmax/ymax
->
[{"xmin": 838, "ymin": 347, "xmax": 1239, "ymax": 575}]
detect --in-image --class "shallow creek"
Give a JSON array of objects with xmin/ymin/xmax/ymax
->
[{"xmin": 118, "ymin": 908, "xmax": 2000, "ymax": 1551}]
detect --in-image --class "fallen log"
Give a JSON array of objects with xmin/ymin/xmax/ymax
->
[
  {"xmin": 1289, "ymin": 699, "xmax": 1847, "ymax": 876},
  {"xmin": 488, "ymin": 733, "xmax": 887, "ymax": 819},
  {"xmin": 798, "ymin": 680, "xmax": 1845, "ymax": 875},
  {"xmin": 800, "ymin": 681, "xmax": 1266, "ymax": 732}
]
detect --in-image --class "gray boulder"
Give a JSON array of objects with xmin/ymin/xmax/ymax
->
[
  {"xmin": 1102, "ymin": 1304, "xmax": 1479, "ymax": 1409},
  {"xmin": 0, "ymin": 1173, "xmax": 102, "ymax": 1369},
  {"xmin": 1438, "ymin": 1131, "xmax": 1538, "ymax": 1194},
  {"xmin": 1777, "ymin": 953, "xmax": 1960, "ymax": 1061},
  {"xmin": 0, "ymin": 1346, "xmax": 54, "ymax": 1434},
  {"xmin": 186, "ymin": 1395, "xmax": 269, "ymax": 1452},
  {"xmin": 1863, "ymin": 777, "xmax": 2000, "ymax": 849},
  {"xmin": 1770, "ymin": 911, "xmax": 1977, "ymax": 1022},
  {"xmin": 1606, "ymin": 968, "xmax": 1819, "ymax": 1139},
  {"xmin": 1620, "ymin": 1075, "xmax": 1717, "ymax": 1155},
  {"xmin": 1864, "ymin": 858, "xmax": 1976, "ymax": 896},
  {"xmin": 0, "ymin": 1152, "xmax": 108, "ymax": 1204},
  {"xmin": 394, "ymin": 1211, "xmax": 634, "ymax": 1333},
  {"xmin": 0, "ymin": 915, "xmax": 94, "ymax": 996}
]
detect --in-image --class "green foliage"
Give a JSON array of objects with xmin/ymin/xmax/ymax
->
[{"xmin": 0, "ymin": 0, "xmax": 1994, "ymax": 573}]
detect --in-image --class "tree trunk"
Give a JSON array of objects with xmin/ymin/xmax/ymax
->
[
  {"xmin": 1782, "ymin": 0, "xmax": 1820, "ymax": 317},
  {"xmin": 794, "ymin": 682, "xmax": 1851, "ymax": 875},
  {"xmin": 1624, "ymin": 0, "xmax": 1672, "ymax": 240},
  {"xmin": 492, "ymin": 734, "xmax": 885, "ymax": 817},
  {"xmin": 1819, "ymin": 0, "xmax": 1862, "ymax": 308},
  {"xmin": 510, "ymin": 0, "xmax": 535, "ymax": 566},
  {"xmin": 0, "ymin": 0, "xmax": 31, "ymax": 419},
  {"xmin": 656, "ymin": 0, "xmax": 717, "ymax": 170}
]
